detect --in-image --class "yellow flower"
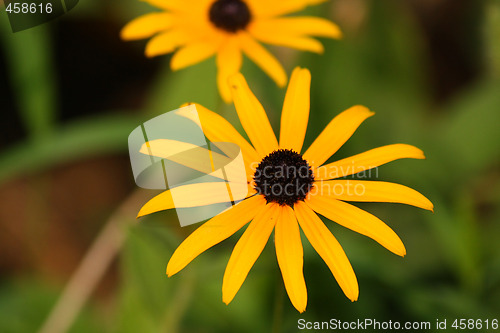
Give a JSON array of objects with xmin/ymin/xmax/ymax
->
[
  {"xmin": 121, "ymin": 0, "xmax": 341, "ymax": 102},
  {"xmin": 137, "ymin": 68, "xmax": 434, "ymax": 312}
]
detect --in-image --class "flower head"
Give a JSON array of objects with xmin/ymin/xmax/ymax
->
[
  {"xmin": 121, "ymin": 0, "xmax": 341, "ymax": 102},
  {"xmin": 137, "ymin": 68, "xmax": 434, "ymax": 312}
]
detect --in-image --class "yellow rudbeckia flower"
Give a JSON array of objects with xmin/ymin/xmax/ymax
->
[
  {"xmin": 137, "ymin": 68, "xmax": 433, "ymax": 312},
  {"xmin": 121, "ymin": 0, "xmax": 341, "ymax": 102}
]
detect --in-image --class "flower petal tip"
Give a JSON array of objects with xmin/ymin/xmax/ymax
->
[
  {"xmin": 299, "ymin": 67, "xmax": 310, "ymax": 76},
  {"xmin": 271, "ymin": 73, "xmax": 287, "ymax": 88},
  {"xmin": 396, "ymin": 245, "xmax": 407, "ymax": 257},
  {"xmin": 170, "ymin": 62, "xmax": 181, "ymax": 71},
  {"xmin": 136, "ymin": 206, "xmax": 151, "ymax": 218},
  {"xmin": 291, "ymin": 299, "xmax": 307, "ymax": 313},
  {"xmin": 145, "ymin": 44, "xmax": 163, "ymax": 58},
  {"xmin": 310, "ymin": 44, "xmax": 325, "ymax": 54},
  {"xmin": 145, "ymin": 50, "xmax": 157, "ymax": 58},
  {"xmin": 222, "ymin": 296, "xmax": 233, "ymax": 306},
  {"xmin": 274, "ymin": 70, "xmax": 288, "ymax": 87},
  {"xmin": 169, "ymin": 60, "xmax": 183, "ymax": 71},
  {"xmin": 352, "ymin": 105, "xmax": 375, "ymax": 117},
  {"xmin": 347, "ymin": 293, "xmax": 359, "ymax": 302},
  {"xmin": 422, "ymin": 199, "xmax": 434, "ymax": 212},
  {"xmin": 119, "ymin": 29, "xmax": 131, "ymax": 41},
  {"xmin": 277, "ymin": 79, "xmax": 287, "ymax": 88},
  {"xmin": 346, "ymin": 289, "xmax": 359, "ymax": 302},
  {"xmin": 166, "ymin": 266, "xmax": 177, "ymax": 277},
  {"xmin": 221, "ymin": 94, "xmax": 232, "ymax": 104},
  {"xmin": 120, "ymin": 24, "xmax": 141, "ymax": 41}
]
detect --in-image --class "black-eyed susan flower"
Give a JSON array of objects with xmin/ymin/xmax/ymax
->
[
  {"xmin": 137, "ymin": 68, "xmax": 433, "ymax": 312},
  {"xmin": 121, "ymin": 0, "xmax": 341, "ymax": 102}
]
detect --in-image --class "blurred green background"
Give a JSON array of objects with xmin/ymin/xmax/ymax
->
[{"xmin": 1, "ymin": 0, "xmax": 500, "ymax": 332}]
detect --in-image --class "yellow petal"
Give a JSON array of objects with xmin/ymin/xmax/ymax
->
[
  {"xmin": 121, "ymin": 12, "xmax": 175, "ymax": 41},
  {"xmin": 181, "ymin": 103, "xmax": 260, "ymax": 175},
  {"xmin": 294, "ymin": 201, "xmax": 359, "ymax": 301},
  {"xmin": 137, "ymin": 182, "xmax": 250, "ymax": 218},
  {"xmin": 249, "ymin": 29, "xmax": 325, "ymax": 53},
  {"xmin": 229, "ymin": 73, "xmax": 279, "ymax": 157},
  {"xmin": 279, "ymin": 67, "xmax": 311, "ymax": 153},
  {"xmin": 315, "ymin": 180, "xmax": 434, "ymax": 211},
  {"xmin": 216, "ymin": 37, "xmax": 242, "ymax": 103},
  {"xmin": 315, "ymin": 144, "xmax": 425, "ymax": 180},
  {"xmin": 145, "ymin": 29, "xmax": 190, "ymax": 57},
  {"xmin": 238, "ymin": 32, "xmax": 287, "ymax": 87},
  {"xmin": 139, "ymin": 139, "xmax": 234, "ymax": 179},
  {"xmin": 138, "ymin": 190, "xmax": 174, "ymax": 218},
  {"xmin": 170, "ymin": 40, "xmax": 220, "ymax": 71},
  {"xmin": 167, "ymin": 195, "xmax": 266, "ymax": 276},
  {"xmin": 305, "ymin": 195, "xmax": 406, "ymax": 256},
  {"xmin": 275, "ymin": 205, "xmax": 307, "ymax": 312},
  {"xmin": 222, "ymin": 202, "xmax": 279, "ymax": 304},
  {"xmin": 303, "ymin": 105, "xmax": 374, "ymax": 168},
  {"xmin": 250, "ymin": 17, "xmax": 342, "ymax": 39}
]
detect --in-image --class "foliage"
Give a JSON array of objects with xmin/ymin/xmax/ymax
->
[{"xmin": 0, "ymin": 0, "xmax": 499, "ymax": 332}]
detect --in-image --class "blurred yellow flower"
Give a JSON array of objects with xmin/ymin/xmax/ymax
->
[
  {"xmin": 121, "ymin": 0, "xmax": 341, "ymax": 102},
  {"xmin": 137, "ymin": 68, "xmax": 433, "ymax": 312}
]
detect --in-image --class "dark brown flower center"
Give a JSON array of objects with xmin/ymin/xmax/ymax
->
[
  {"xmin": 253, "ymin": 149, "xmax": 314, "ymax": 207},
  {"xmin": 209, "ymin": 0, "xmax": 252, "ymax": 33}
]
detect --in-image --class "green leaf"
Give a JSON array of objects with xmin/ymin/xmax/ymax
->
[
  {"xmin": 0, "ymin": 15, "xmax": 58, "ymax": 139},
  {"xmin": 440, "ymin": 80, "xmax": 500, "ymax": 175}
]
